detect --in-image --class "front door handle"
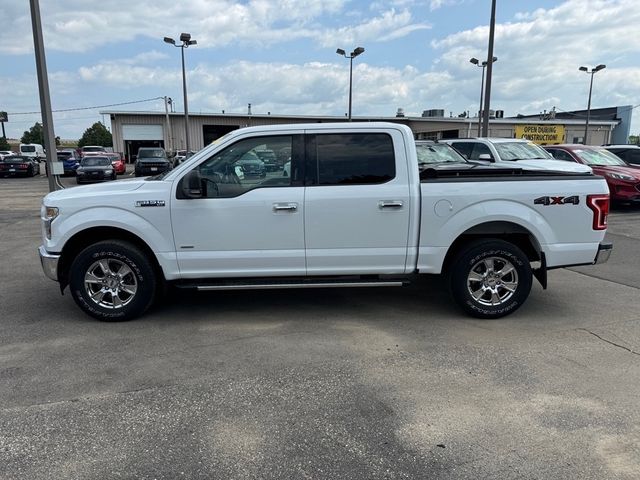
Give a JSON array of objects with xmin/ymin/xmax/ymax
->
[
  {"xmin": 378, "ymin": 200, "xmax": 403, "ymax": 209},
  {"xmin": 273, "ymin": 203, "xmax": 298, "ymax": 212}
]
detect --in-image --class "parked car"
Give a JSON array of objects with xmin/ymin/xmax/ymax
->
[
  {"xmin": 0, "ymin": 150, "xmax": 15, "ymax": 160},
  {"xmin": 76, "ymin": 156, "xmax": 117, "ymax": 184},
  {"xmin": 255, "ymin": 149, "xmax": 279, "ymax": 171},
  {"xmin": 106, "ymin": 152, "xmax": 126, "ymax": 175},
  {"xmin": 135, "ymin": 147, "xmax": 171, "ymax": 177},
  {"xmin": 19, "ymin": 143, "xmax": 45, "ymax": 162},
  {"xmin": 603, "ymin": 145, "xmax": 640, "ymax": 167},
  {"xmin": 39, "ymin": 122, "xmax": 612, "ymax": 322},
  {"xmin": 544, "ymin": 144, "xmax": 640, "ymax": 204},
  {"xmin": 415, "ymin": 140, "xmax": 469, "ymax": 166},
  {"xmin": 172, "ymin": 150, "xmax": 195, "ymax": 167},
  {"xmin": 0, "ymin": 155, "xmax": 41, "ymax": 177},
  {"xmin": 57, "ymin": 150, "xmax": 81, "ymax": 176},
  {"xmin": 442, "ymin": 138, "xmax": 592, "ymax": 173},
  {"xmin": 236, "ymin": 153, "xmax": 266, "ymax": 177},
  {"xmin": 80, "ymin": 145, "xmax": 107, "ymax": 157}
]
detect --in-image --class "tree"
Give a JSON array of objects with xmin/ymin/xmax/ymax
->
[
  {"xmin": 0, "ymin": 136, "xmax": 10, "ymax": 151},
  {"xmin": 20, "ymin": 122, "xmax": 60, "ymax": 146},
  {"xmin": 78, "ymin": 122, "xmax": 112, "ymax": 148},
  {"xmin": 629, "ymin": 135, "xmax": 639, "ymax": 145}
]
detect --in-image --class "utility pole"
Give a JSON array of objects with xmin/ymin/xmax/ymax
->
[
  {"xmin": 481, "ymin": 0, "xmax": 497, "ymax": 138},
  {"xmin": 164, "ymin": 96, "xmax": 173, "ymax": 153},
  {"xmin": 29, "ymin": 0, "xmax": 59, "ymax": 192}
]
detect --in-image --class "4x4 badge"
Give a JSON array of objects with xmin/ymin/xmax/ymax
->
[{"xmin": 534, "ymin": 195, "xmax": 579, "ymax": 206}]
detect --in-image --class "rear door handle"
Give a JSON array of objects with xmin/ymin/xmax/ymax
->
[
  {"xmin": 378, "ymin": 200, "xmax": 403, "ymax": 209},
  {"xmin": 273, "ymin": 203, "xmax": 298, "ymax": 212}
]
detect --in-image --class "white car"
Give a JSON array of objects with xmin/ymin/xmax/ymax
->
[
  {"xmin": 0, "ymin": 150, "xmax": 15, "ymax": 160},
  {"xmin": 442, "ymin": 138, "xmax": 592, "ymax": 173}
]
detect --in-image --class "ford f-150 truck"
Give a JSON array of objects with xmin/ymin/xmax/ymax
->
[{"xmin": 39, "ymin": 123, "xmax": 612, "ymax": 321}]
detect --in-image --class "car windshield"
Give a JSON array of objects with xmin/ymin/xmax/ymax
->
[
  {"xmin": 138, "ymin": 149, "xmax": 165, "ymax": 158},
  {"xmin": 494, "ymin": 142, "xmax": 552, "ymax": 161},
  {"xmin": 83, "ymin": 146, "xmax": 105, "ymax": 152},
  {"xmin": 21, "ymin": 146, "xmax": 36, "ymax": 153},
  {"xmin": 57, "ymin": 152, "xmax": 72, "ymax": 159},
  {"xmin": 416, "ymin": 143, "xmax": 467, "ymax": 164},
  {"xmin": 573, "ymin": 148, "xmax": 628, "ymax": 166},
  {"xmin": 81, "ymin": 157, "xmax": 111, "ymax": 166}
]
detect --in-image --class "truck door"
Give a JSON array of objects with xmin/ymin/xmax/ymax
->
[
  {"xmin": 303, "ymin": 130, "xmax": 411, "ymax": 275},
  {"xmin": 171, "ymin": 134, "xmax": 306, "ymax": 278}
]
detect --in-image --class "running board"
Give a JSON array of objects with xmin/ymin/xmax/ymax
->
[{"xmin": 175, "ymin": 278, "xmax": 408, "ymax": 291}]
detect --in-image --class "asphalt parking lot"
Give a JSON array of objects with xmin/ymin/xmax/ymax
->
[{"xmin": 1, "ymin": 172, "xmax": 639, "ymax": 479}]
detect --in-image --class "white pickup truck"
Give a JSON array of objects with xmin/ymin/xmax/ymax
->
[{"xmin": 39, "ymin": 123, "xmax": 612, "ymax": 321}]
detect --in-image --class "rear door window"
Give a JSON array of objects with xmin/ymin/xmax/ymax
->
[{"xmin": 306, "ymin": 133, "xmax": 395, "ymax": 186}]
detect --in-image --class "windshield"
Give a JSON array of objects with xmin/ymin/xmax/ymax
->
[
  {"xmin": 21, "ymin": 146, "xmax": 36, "ymax": 153},
  {"xmin": 416, "ymin": 143, "xmax": 466, "ymax": 164},
  {"xmin": 573, "ymin": 148, "xmax": 629, "ymax": 166},
  {"xmin": 57, "ymin": 152, "xmax": 72, "ymax": 160},
  {"xmin": 81, "ymin": 156, "xmax": 111, "ymax": 166},
  {"xmin": 138, "ymin": 149, "xmax": 166, "ymax": 158},
  {"xmin": 494, "ymin": 142, "xmax": 552, "ymax": 161},
  {"xmin": 83, "ymin": 146, "xmax": 105, "ymax": 152}
]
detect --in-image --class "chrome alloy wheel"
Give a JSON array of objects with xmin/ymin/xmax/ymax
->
[
  {"xmin": 84, "ymin": 259, "xmax": 138, "ymax": 309},
  {"xmin": 466, "ymin": 256, "xmax": 519, "ymax": 307}
]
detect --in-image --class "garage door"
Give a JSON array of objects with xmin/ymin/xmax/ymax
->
[{"xmin": 122, "ymin": 124, "xmax": 163, "ymax": 141}]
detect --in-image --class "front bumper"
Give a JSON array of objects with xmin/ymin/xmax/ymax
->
[
  {"xmin": 594, "ymin": 241, "xmax": 613, "ymax": 264},
  {"xmin": 39, "ymin": 245, "xmax": 60, "ymax": 281}
]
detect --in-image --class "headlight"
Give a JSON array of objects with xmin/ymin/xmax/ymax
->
[
  {"xmin": 42, "ymin": 206, "xmax": 59, "ymax": 240},
  {"xmin": 105, "ymin": 169, "xmax": 113, "ymax": 174},
  {"xmin": 607, "ymin": 172, "xmax": 635, "ymax": 181}
]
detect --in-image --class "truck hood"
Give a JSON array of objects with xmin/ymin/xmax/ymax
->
[
  {"xmin": 44, "ymin": 177, "xmax": 146, "ymax": 203},
  {"xmin": 510, "ymin": 159, "xmax": 592, "ymax": 173}
]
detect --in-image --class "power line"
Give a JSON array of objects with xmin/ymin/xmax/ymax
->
[{"xmin": 7, "ymin": 96, "xmax": 164, "ymax": 116}]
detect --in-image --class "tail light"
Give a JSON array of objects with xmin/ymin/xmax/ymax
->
[{"xmin": 586, "ymin": 194, "xmax": 609, "ymax": 230}]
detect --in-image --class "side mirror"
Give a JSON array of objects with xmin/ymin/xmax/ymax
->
[
  {"xmin": 182, "ymin": 170, "xmax": 203, "ymax": 198},
  {"xmin": 478, "ymin": 153, "xmax": 494, "ymax": 162}
]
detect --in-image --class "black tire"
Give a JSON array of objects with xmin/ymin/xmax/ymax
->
[
  {"xmin": 448, "ymin": 239, "xmax": 532, "ymax": 319},
  {"xmin": 69, "ymin": 240, "xmax": 157, "ymax": 321}
]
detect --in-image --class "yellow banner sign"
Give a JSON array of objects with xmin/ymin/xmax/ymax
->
[{"xmin": 515, "ymin": 124, "xmax": 565, "ymax": 144}]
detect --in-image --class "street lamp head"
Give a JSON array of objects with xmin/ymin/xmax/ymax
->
[
  {"xmin": 492, "ymin": 56, "xmax": 498, "ymax": 62},
  {"xmin": 594, "ymin": 64, "xmax": 606, "ymax": 72},
  {"xmin": 579, "ymin": 66, "xmax": 588, "ymax": 72},
  {"xmin": 352, "ymin": 47, "xmax": 365, "ymax": 57},
  {"xmin": 163, "ymin": 37, "xmax": 176, "ymax": 45},
  {"xmin": 336, "ymin": 48, "xmax": 346, "ymax": 56},
  {"xmin": 188, "ymin": 40, "xmax": 197, "ymax": 46},
  {"xmin": 179, "ymin": 32, "xmax": 191, "ymax": 43},
  {"xmin": 470, "ymin": 57, "xmax": 479, "ymax": 65}
]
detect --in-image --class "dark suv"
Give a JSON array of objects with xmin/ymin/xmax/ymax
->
[{"xmin": 135, "ymin": 148, "xmax": 171, "ymax": 177}]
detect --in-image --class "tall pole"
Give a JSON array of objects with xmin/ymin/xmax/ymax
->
[
  {"xmin": 163, "ymin": 96, "xmax": 173, "ymax": 153},
  {"xmin": 478, "ymin": 65, "xmax": 486, "ymax": 136},
  {"xmin": 348, "ymin": 56, "xmax": 354, "ymax": 121},
  {"xmin": 29, "ymin": 0, "xmax": 58, "ymax": 192},
  {"xmin": 481, "ymin": 0, "xmax": 497, "ymax": 137},
  {"xmin": 180, "ymin": 46, "xmax": 190, "ymax": 153},
  {"xmin": 584, "ymin": 72, "xmax": 595, "ymax": 145}
]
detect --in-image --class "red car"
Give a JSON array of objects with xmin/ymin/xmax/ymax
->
[
  {"xmin": 544, "ymin": 144, "xmax": 640, "ymax": 204},
  {"xmin": 106, "ymin": 152, "xmax": 126, "ymax": 175}
]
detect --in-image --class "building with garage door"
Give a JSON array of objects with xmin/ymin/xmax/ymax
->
[{"xmin": 104, "ymin": 107, "xmax": 629, "ymax": 160}]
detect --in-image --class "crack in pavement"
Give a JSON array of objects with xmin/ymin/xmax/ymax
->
[{"xmin": 579, "ymin": 328, "xmax": 640, "ymax": 357}]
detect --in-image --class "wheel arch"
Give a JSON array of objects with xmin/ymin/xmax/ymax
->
[
  {"xmin": 58, "ymin": 226, "xmax": 165, "ymax": 292},
  {"xmin": 441, "ymin": 221, "xmax": 542, "ymax": 274}
]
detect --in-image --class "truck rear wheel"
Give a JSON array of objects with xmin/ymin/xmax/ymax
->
[
  {"xmin": 449, "ymin": 239, "xmax": 532, "ymax": 319},
  {"xmin": 69, "ymin": 240, "xmax": 156, "ymax": 321}
]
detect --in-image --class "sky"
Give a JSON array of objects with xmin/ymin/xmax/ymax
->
[{"xmin": 1, "ymin": 0, "xmax": 639, "ymax": 140}]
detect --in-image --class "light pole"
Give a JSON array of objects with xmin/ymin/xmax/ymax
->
[
  {"xmin": 481, "ymin": 0, "xmax": 497, "ymax": 138},
  {"xmin": 579, "ymin": 64, "xmax": 606, "ymax": 145},
  {"xmin": 164, "ymin": 33, "xmax": 197, "ymax": 153},
  {"xmin": 336, "ymin": 47, "xmax": 365, "ymax": 121},
  {"xmin": 470, "ymin": 56, "xmax": 497, "ymax": 136}
]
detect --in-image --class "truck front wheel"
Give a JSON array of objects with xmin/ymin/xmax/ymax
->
[
  {"xmin": 449, "ymin": 240, "xmax": 532, "ymax": 319},
  {"xmin": 69, "ymin": 240, "xmax": 157, "ymax": 321}
]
